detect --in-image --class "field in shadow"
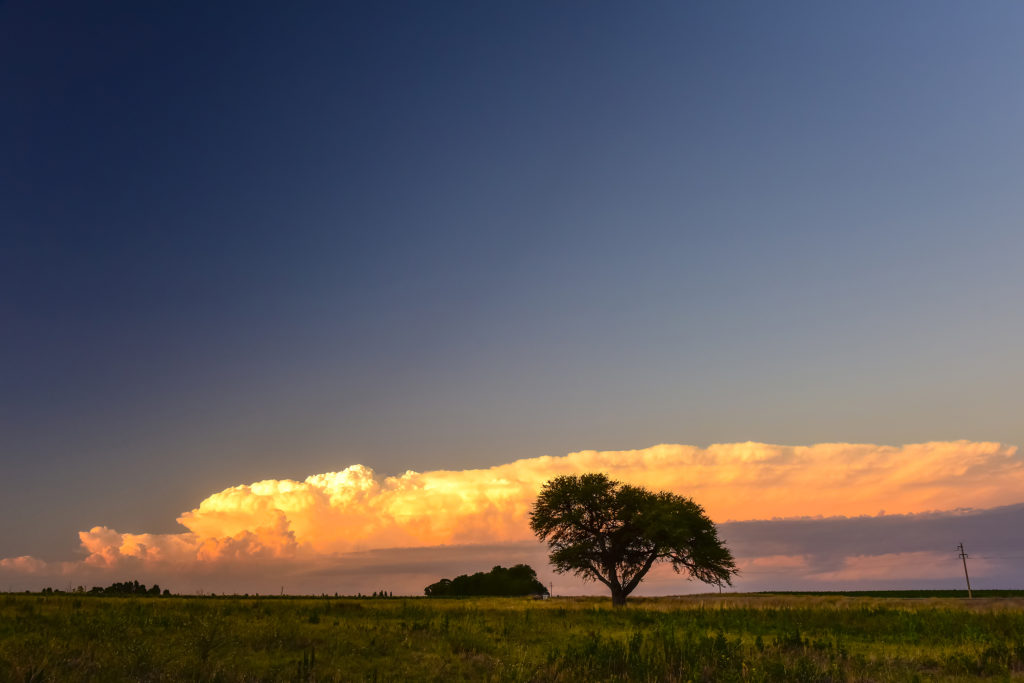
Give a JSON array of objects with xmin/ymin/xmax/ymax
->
[{"xmin": 3, "ymin": 592, "xmax": 1024, "ymax": 681}]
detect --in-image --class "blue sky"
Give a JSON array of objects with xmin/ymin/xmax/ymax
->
[{"xmin": 2, "ymin": 1, "xmax": 1024, "ymax": 563}]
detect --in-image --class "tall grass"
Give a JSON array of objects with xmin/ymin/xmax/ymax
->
[{"xmin": 2, "ymin": 593, "xmax": 1023, "ymax": 681}]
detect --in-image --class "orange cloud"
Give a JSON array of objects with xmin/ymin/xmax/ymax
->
[
  {"xmin": 3, "ymin": 441, "xmax": 1023, "ymax": 582},
  {"xmin": 174, "ymin": 440, "xmax": 1023, "ymax": 557},
  {"xmin": 0, "ymin": 556, "xmax": 50, "ymax": 573}
]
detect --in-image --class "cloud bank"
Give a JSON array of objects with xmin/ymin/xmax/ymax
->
[{"xmin": 3, "ymin": 441, "xmax": 1022, "ymax": 593}]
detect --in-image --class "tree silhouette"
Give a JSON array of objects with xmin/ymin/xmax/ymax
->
[
  {"xmin": 530, "ymin": 473, "xmax": 737, "ymax": 606},
  {"xmin": 424, "ymin": 564, "xmax": 548, "ymax": 597},
  {"xmin": 84, "ymin": 580, "xmax": 168, "ymax": 596}
]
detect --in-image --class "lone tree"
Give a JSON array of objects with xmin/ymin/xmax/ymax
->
[{"xmin": 530, "ymin": 473, "xmax": 737, "ymax": 606}]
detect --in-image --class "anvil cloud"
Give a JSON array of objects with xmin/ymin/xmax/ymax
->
[{"xmin": 3, "ymin": 441, "xmax": 1022, "ymax": 593}]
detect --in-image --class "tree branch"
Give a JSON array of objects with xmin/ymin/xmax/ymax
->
[
  {"xmin": 581, "ymin": 560, "xmax": 612, "ymax": 588},
  {"xmin": 623, "ymin": 550, "xmax": 659, "ymax": 595}
]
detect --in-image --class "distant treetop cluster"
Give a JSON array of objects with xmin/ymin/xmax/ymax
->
[
  {"xmin": 41, "ymin": 580, "xmax": 169, "ymax": 596},
  {"xmin": 425, "ymin": 564, "xmax": 548, "ymax": 597},
  {"xmin": 90, "ymin": 580, "xmax": 166, "ymax": 596}
]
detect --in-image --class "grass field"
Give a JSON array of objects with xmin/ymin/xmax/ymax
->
[{"xmin": 4, "ymin": 592, "xmax": 1024, "ymax": 681}]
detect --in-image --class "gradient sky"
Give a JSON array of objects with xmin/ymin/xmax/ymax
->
[{"xmin": 3, "ymin": 2, "xmax": 1024, "ymax": 588}]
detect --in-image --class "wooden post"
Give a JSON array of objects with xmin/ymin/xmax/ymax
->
[{"xmin": 957, "ymin": 543, "xmax": 972, "ymax": 598}]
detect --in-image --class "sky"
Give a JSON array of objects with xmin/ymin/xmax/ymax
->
[{"xmin": 2, "ymin": 1, "xmax": 1024, "ymax": 594}]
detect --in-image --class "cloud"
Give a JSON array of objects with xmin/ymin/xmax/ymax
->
[
  {"xmin": 2, "ymin": 441, "xmax": 1023, "ymax": 593},
  {"xmin": 4, "ymin": 507, "xmax": 1023, "ymax": 595},
  {"xmin": 739, "ymin": 554, "xmax": 810, "ymax": 571},
  {"xmin": 718, "ymin": 503, "xmax": 1024, "ymax": 591},
  {"xmin": 805, "ymin": 552, "xmax": 970, "ymax": 582},
  {"xmin": 0, "ymin": 556, "xmax": 50, "ymax": 574}
]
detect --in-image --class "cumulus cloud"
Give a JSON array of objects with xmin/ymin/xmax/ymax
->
[
  {"xmin": 0, "ymin": 556, "xmax": 51, "ymax": 574},
  {"xmin": 2, "ymin": 441, "xmax": 1023, "ymax": 593},
  {"xmin": 4, "ymin": 506, "xmax": 1023, "ymax": 595}
]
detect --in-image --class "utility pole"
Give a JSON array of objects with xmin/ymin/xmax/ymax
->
[{"xmin": 957, "ymin": 542, "xmax": 972, "ymax": 598}]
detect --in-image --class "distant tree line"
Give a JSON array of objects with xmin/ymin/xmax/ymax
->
[
  {"xmin": 89, "ymin": 580, "xmax": 167, "ymax": 596},
  {"xmin": 40, "ymin": 580, "xmax": 170, "ymax": 596},
  {"xmin": 424, "ymin": 564, "xmax": 548, "ymax": 597}
]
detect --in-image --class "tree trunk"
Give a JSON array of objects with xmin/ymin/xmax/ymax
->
[{"xmin": 610, "ymin": 585, "xmax": 628, "ymax": 607}]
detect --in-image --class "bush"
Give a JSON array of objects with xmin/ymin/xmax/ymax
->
[{"xmin": 424, "ymin": 564, "xmax": 548, "ymax": 597}]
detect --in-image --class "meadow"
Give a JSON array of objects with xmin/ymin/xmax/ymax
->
[{"xmin": 3, "ymin": 592, "xmax": 1024, "ymax": 681}]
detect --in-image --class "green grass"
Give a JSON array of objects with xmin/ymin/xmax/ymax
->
[
  {"xmin": 760, "ymin": 590, "xmax": 1024, "ymax": 599},
  {"xmin": 3, "ymin": 593, "xmax": 1024, "ymax": 681}
]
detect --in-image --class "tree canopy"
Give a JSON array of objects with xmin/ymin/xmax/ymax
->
[
  {"xmin": 529, "ymin": 473, "xmax": 737, "ymax": 605},
  {"xmin": 424, "ymin": 564, "xmax": 548, "ymax": 597},
  {"xmin": 82, "ymin": 580, "xmax": 165, "ymax": 596}
]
